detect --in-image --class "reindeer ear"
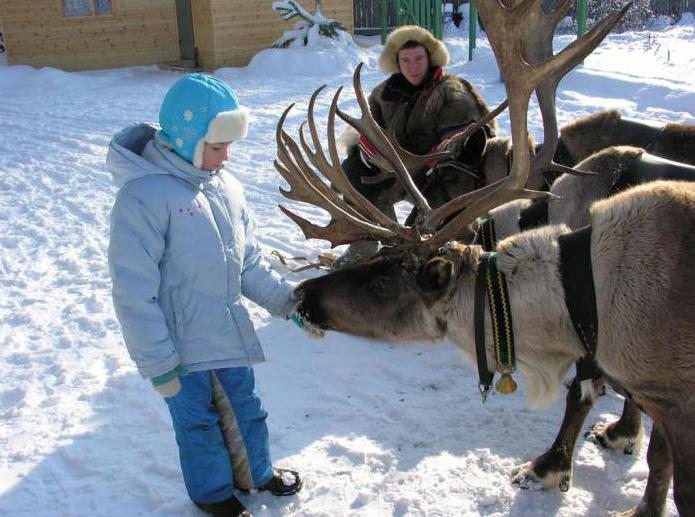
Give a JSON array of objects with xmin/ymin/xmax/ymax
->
[
  {"xmin": 418, "ymin": 257, "xmax": 454, "ymax": 291},
  {"xmin": 458, "ymin": 127, "xmax": 487, "ymax": 164}
]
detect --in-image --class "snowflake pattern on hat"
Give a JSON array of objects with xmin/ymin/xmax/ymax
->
[{"xmin": 156, "ymin": 73, "xmax": 248, "ymax": 166}]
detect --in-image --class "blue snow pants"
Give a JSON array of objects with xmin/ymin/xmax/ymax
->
[{"xmin": 164, "ymin": 367, "xmax": 273, "ymax": 504}]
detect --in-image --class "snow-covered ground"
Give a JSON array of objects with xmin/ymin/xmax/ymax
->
[{"xmin": 1, "ymin": 15, "xmax": 694, "ymax": 517}]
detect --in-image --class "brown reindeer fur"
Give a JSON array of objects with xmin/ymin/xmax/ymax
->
[
  {"xmin": 651, "ymin": 123, "xmax": 695, "ymax": 165},
  {"xmin": 559, "ymin": 109, "xmax": 695, "ymax": 167},
  {"xmin": 559, "ymin": 109, "xmax": 623, "ymax": 164},
  {"xmin": 591, "ymin": 181, "xmax": 695, "ymax": 396},
  {"xmin": 480, "ymin": 137, "xmax": 516, "ymax": 185}
]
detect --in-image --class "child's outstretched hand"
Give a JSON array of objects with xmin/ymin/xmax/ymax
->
[{"xmin": 290, "ymin": 312, "xmax": 325, "ymax": 339}]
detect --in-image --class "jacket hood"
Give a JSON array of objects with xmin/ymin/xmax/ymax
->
[{"xmin": 107, "ymin": 123, "xmax": 213, "ymax": 189}]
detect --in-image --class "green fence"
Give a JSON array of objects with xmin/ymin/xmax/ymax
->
[{"xmin": 381, "ymin": 0, "xmax": 443, "ymax": 43}]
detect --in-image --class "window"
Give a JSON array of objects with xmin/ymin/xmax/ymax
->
[{"xmin": 63, "ymin": 0, "xmax": 113, "ymax": 17}]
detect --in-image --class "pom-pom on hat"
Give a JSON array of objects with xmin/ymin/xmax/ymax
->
[
  {"xmin": 379, "ymin": 25, "xmax": 450, "ymax": 75},
  {"xmin": 157, "ymin": 73, "xmax": 249, "ymax": 168}
]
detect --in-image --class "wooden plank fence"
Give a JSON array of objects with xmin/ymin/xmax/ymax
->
[{"xmin": 354, "ymin": 0, "xmax": 395, "ymax": 33}]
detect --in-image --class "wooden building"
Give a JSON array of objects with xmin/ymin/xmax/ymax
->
[{"xmin": 0, "ymin": 0, "xmax": 353, "ymax": 71}]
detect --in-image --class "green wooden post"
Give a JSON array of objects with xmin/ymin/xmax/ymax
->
[
  {"xmin": 433, "ymin": 0, "xmax": 442, "ymax": 39},
  {"xmin": 382, "ymin": 0, "xmax": 445, "ymax": 44},
  {"xmin": 381, "ymin": 0, "xmax": 389, "ymax": 44},
  {"xmin": 577, "ymin": 0, "xmax": 588, "ymax": 37},
  {"xmin": 469, "ymin": 0, "xmax": 477, "ymax": 61}
]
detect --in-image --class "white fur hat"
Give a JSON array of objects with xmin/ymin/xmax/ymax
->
[{"xmin": 379, "ymin": 25, "xmax": 450, "ymax": 75}]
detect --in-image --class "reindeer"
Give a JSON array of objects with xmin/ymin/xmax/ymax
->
[
  {"xmin": 274, "ymin": 2, "xmax": 695, "ymax": 515},
  {"xmin": 548, "ymin": 109, "xmax": 695, "ymax": 168},
  {"xmin": 415, "ymin": 114, "xmax": 695, "ymax": 218},
  {"xmin": 479, "ymin": 146, "xmax": 695, "ymax": 251},
  {"xmin": 471, "ymin": 144, "xmax": 695, "ymax": 492}
]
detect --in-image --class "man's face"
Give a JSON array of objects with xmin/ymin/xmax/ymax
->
[
  {"xmin": 202, "ymin": 142, "xmax": 231, "ymax": 171},
  {"xmin": 397, "ymin": 45, "xmax": 429, "ymax": 86}
]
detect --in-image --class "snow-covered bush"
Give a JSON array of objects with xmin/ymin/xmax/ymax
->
[{"xmin": 271, "ymin": 0, "xmax": 353, "ymax": 49}]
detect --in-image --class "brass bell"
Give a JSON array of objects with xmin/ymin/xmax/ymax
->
[{"xmin": 496, "ymin": 372, "xmax": 518, "ymax": 394}]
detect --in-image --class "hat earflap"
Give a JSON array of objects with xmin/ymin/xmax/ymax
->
[{"xmin": 192, "ymin": 108, "xmax": 250, "ymax": 168}]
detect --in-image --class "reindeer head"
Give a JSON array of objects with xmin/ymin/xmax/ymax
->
[
  {"xmin": 294, "ymin": 243, "xmax": 479, "ymax": 341},
  {"xmin": 276, "ymin": 0, "xmax": 628, "ymax": 338}
]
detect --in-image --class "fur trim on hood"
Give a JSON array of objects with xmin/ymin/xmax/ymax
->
[
  {"xmin": 379, "ymin": 25, "xmax": 450, "ymax": 75},
  {"xmin": 336, "ymin": 125, "xmax": 360, "ymax": 157}
]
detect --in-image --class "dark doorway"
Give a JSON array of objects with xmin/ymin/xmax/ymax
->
[{"xmin": 175, "ymin": 0, "xmax": 195, "ymax": 61}]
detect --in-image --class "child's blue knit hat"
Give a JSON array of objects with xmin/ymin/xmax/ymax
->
[{"xmin": 156, "ymin": 73, "xmax": 249, "ymax": 168}]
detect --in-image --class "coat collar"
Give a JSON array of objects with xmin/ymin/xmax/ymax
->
[{"xmin": 381, "ymin": 67, "xmax": 444, "ymax": 103}]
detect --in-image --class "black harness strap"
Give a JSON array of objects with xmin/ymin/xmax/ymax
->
[
  {"xmin": 474, "ymin": 252, "xmax": 517, "ymax": 399},
  {"xmin": 518, "ymin": 199, "xmax": 549, "ymax": 231},
  {"xmin": 477, "ymin": 217, "xmax": 497, "ymax": 252},
  {"xmin": 610, "ymin": 152, "xmax": 695, "ymax": 195},
  {"xmin": 615, "ymin": 117, "xmax": 663, "ymax": 149},
  {"xmin": 475, "ymin": 252, "xmax": 495, "ymax": 397},
  {"xmin": 558, "ymin": 226, "xmax": 600, "ymax": 381}
]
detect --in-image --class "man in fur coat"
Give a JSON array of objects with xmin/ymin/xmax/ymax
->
[{"xmin": 336, "ymin": 25, "xmax": 495, "ymax": 266}]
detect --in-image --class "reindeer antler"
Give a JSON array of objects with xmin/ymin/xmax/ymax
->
[
  {"xmin": 276, "ymin": 88, "xmax": 421, "ymax": 247},
  {"xmin": 422, "ymin": 0, "xmax": 630, "ymax": 249},
  {"xmin": 333, "ymin": 63, "xmax": 433, "ymax": 215},
  {"xmin": 275, "ymin": 0, "xmax": 628, "ymax": 251}
]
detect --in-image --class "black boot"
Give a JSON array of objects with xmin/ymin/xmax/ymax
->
[
  {"xmin": 194, "ymin": 495, "xmax": 252, "ymax": 517},
  {"xmin": 258, "ymin": 468, "xmax": 303, "ymax": 496}
]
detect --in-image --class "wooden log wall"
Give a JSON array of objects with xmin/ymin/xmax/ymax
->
[
  {"xmin": 0, "ymin": 0, "xmax": 354, "ymax": 71},
  {"xmin": 205, "ymin": 0, "xmax": 354, "ymax": 69},
  {"xmin": 192, "ymin": 0, "xmax": 215, "ymax": 68},
  {"xmin": 0, "ymin": 0, "xmax": 179, "ymax": 71}
]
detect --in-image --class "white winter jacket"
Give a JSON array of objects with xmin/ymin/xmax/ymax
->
[{"xmin": 107, "ymin": 123, "xmax": 294, "ymax": 378}]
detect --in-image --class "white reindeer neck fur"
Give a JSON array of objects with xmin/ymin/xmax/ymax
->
[
  {"xmin": 447, "ymin": 226, "xmax": 586, "ymax": 408},
  {"xmin": 486, "ymin": 199, "xmax": 531, "ymax": 242}
]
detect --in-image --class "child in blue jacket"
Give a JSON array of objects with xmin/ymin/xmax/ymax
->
[{"xmin": 107, "ymin": 73, "xmax": 320, "ymax": 517}]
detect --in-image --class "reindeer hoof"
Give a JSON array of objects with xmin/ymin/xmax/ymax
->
[
  {"xmin": 510, "ymin": 461, "xmax": 571, "ymax": 491},
  {"xmin": 585, "ymin": 422, "xmax": 643, "ymax": 455},
  {"xmin": 558, "ymin": 473, "xmax": 571, "ymax": 492}
]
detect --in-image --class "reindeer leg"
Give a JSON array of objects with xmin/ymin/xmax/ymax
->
[
  {"xmin": 585, "ymin": 398, "xmax": 644, "ymax": 455},
  {"xmin": 660, "ymin": 406, "xmax": 695, "ymax": 516},
  {"xmin": 511, "ymin": 377, "xmax": 592, "ymax": 492},
  {"xmin": 610, "ymin": 420, "xmax": 672, "ymax": 517}
]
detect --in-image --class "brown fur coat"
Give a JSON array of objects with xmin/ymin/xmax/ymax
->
[{"xmin": 367, "ymin": 69, "xmax": 494, "ymax": 156}]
